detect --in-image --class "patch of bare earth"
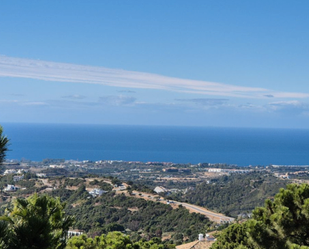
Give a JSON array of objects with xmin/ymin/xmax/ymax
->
[{"xmin": 128, "ymin": 207, "xmax": 139, "ymax": 212}]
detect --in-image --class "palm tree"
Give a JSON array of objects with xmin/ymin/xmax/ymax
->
[
  {"xmin": 0, "ymin": 194, "xmax": 74, "ymax": 249},
  {"xmin": 0, "ymin": 221, "xmax": 10, "ymax": 249},
  {"xmin": 0, "ymin": 125, "xmax": 9, "ymax": 165}
]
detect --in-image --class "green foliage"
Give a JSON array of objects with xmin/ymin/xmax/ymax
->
[
  {"xmin": 181, "ymin": 172, "xmax": 288, "ymax": 216},
  {"xmin": 17, "ymin": 179, "xmax": 36, "ymax": 188},
  {"xmin": 0, "ymin": 194, "xmax": 74, "ymax": 249},
  {"xmin": 211, "ymin": 183, "xmax": 309, "ymax": 249},
  {"xmin": 0, "ymin": 125, "xmax": 9, "ymax": 165},
  {"xmin": 0, "ymin": 220, "xmax": 10, "ymax": 249},
  {"xmin": 0, "ymin": 174, "xmax": 14, "ymax": 189},
  {"xmin": 89, "ymin": 179, "xmax": 113, "ymax": 191},
  {"xmin": 64, "ymin": 178, "xmax": 86, "ymax": 187},
  {"xmin": 111, "ymin": 177, "xmax": 122, "ymax": 186},
  {"xmin": 211, "ymin": 222, "xmax": 254, "ymax": 249},
  {"xmin": 23, "ymin": 171, "xmax": 37, "ymax": 180},
  {"xmin": 89, "ymin": 179, "xmax": 99, "ymax": 185},
  {"xmin": 66, "ymin": 231, "xmax": 174, "ymax": 249},
  {"xmin": 130, "ymin": 182, "xmax": 155, "ymax": 194},
  {"xmin": 56, "ymin": 187, "xmax": 211, "ymax": 241}
]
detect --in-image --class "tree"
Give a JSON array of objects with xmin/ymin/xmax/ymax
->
[
  {"xmin": 0, "ymin": 125, "xmax": 9, "ymax": 165},
  {"xmin": 211, "ymin": 222, "xmax": 254, "ymax": 249},
  {"xmin": 66, "ymin": 232, "xmax": 171, "ymax": 249},
  {"xmin": 248, "ymin": 183, "xmax": 309, "ymax": 249},
  {"xmin": 0, "ymin": 194, "xmax": 74, "ymax": 249},
  {"xmin": 211, "ymin": 183, "xmax": 309, "ymax": 249},
  {"xmin": 66, "ymin": 232, "xmax": 135, "ymax": 249},
  {"xmin": 111, "ymin": 177, "xmax": 122, "ymax": 186}
]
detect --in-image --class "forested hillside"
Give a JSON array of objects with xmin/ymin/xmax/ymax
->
[
  {"xmin": 50, "ymin": 185, "xmax": 212, "ymax": 244},
  {"xmin": 177, "ymin": 172, "xmax": 289, "ymax": 216}
]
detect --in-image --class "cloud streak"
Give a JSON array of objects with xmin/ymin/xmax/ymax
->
[
  {"xmin": 176, "ymin": 98, "xmax": 229, "ymax": 106},
  {"xmin": 61, "ymin": 94, "xmax": 86, "ymax": 100},
  {"xmin": 268, "ymin": 100, "xmax": 309, "ymax": 111},
  {"xmin": 1, "ymin": 55, "xmax": 309, "ymax": 99},
  {"xmin": 99, "ymin": 95, "xmax": 136, "ymax": 106}
]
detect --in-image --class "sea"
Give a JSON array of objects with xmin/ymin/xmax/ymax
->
[{"xmin": 2, "ymin": 123, "xmax": 309, "ymax": 166}]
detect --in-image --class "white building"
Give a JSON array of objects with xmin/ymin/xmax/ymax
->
[
  {"xmin": 89, "ymin": 188, "xmax": 107, "ymax": 197},
  {"xmin": 154, "ymin": 186, "xmax": 169, "ymax": 194},
  {"xmin": 17, "ymin": 169, "xmax": 28, "ymax": 174},
  {"xmin": 68, "ymin": 230, "xmax": 83, "ymax": 237},
  {"xmin": 50, "ymin": 164, "xmax": 65, "ymax": 168},
  {"xmin": 208, "ymin": 168, "xmax": 229, "ymax": 173},
  {"xmin": 4, "ymin": 184, "xmax": 19, "ymax": 192},
  {"xmin": 3, "ymin": 169, "xmax": 17, "ymax": 175},
  {"xmin": 36, "ymin": 173, "xmax": 47, "ymax": 178},
  {"xmin": 13, "ymin": 175, "xmax": 24, "ymax": 182}
]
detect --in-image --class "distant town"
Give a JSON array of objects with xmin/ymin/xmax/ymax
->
[
  {"xmin": 3, "ymin": 159, "xmax": 309, "ymax": 183},
  {"xmin": 3, "ymin": 159, "xmax": 309, "ymax": 192}
]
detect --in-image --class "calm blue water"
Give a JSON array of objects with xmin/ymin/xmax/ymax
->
[{"xmin": 2, "ymin": 123, "xmax": 309, "ymax": 166}]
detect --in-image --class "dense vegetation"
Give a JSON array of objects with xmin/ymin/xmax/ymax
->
[
  {"xmin": 0, "ymin": 125, "xmax": 9, "ymax": 172},
  {"xmin": 175, "ymin": 172, "xmax": 289, "ymax": 216},
  {"xmin": 0, "ymin": 194, "xmax": 74, "ymax": 249},
  {"xmin": 66, "ymin": 232, "xmax": 174, "ymax": 249},
  {"xmin": 4, "ymin": 182, "xmax": 309, "ymax": 249},
  {"xmin": 51, "ymin": 184, "xmax": 211, "ymax": 244},
  {"xmin": 211, "ymin": 183, "xmax": 309, "ymax": 249},
  {"xmin": 0, "ymin": 194, "xmax": 175, "ymax": 249}
]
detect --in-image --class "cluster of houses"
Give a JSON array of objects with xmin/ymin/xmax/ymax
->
[
  {"xmin": 3, "ymin": 169, "xmax": 28, "ymax": 175},
  {"xmin": 273, "ymin": 173, "xmax": 290, "ymax": 179},
  {"xmin": 207, "ymin": 168, "xmax": 251, "ymax": 174},
  {"xmin": 2, "ymin": 169, "xmax": 28, "ymax": 192},
  {"xmin": 162, "ymin": 167, "xmax": 191, "ymax": 173}
]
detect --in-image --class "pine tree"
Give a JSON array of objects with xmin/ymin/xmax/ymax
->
[
  {"xmin": 211, "ymin": 184, "xmax": 309, "ymax": 249},
  {"xmin": 0, "ymin": 125, "xmax": 9, "ymax": 165},
  {"xmin": 0, "ymin": 194, "xmax": 74, "ymax": 249}
]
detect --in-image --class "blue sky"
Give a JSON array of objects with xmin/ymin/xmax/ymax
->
[{"xmin": 1, "ymin": 0, "xmax": 309, "ymax": 128}]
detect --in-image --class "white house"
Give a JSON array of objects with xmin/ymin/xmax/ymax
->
[
  {"xmin": 89, "ymin": 188, "xmax": 107, "ymax": 197},
  {"xmin": 36, "ymin": 173, "xmax": 47, "ymax": 178},
  {"xmin": 154, "ymin": 186, "xmax": 169, "ymax": 194},
  {"xmin": 4, "ymin": 184, "xmax": 19, "ymax": 192},
  {"xmin": 13, "ymin": 175, "xmax": 24, "ymax": 182},
  {"xmin": 68, "ymin": 229, "xmax": 83, "ymax": 237}
]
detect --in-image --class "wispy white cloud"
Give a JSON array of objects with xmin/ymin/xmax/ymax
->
[
  {"xmin": 0, "ymin": 99, "xmax": 19, "ymax": 104},
  {"xmin": 61, "ymin": 94, "xmax": 86, "ymax": 100},
  {"xmin": 269, "ymin": 100, "xmax": 304, "ymax": 109},
  {"xmin": 99, "ymin": 95, "xmax": 136, "ymax": 106},
  {"xmin": 22, "ymin": 101, "xmax": 48, "ymax": 106},
  {"xmin": 268, "ymin": 100, "xmax": 309, "ymax": 115},
  {"xmin": 0, "ymin": 99, "xmax": 48, "ymax": 106},
  {"xmin": 1, "ymin": 55, "xmax": 309, "ymax": 99},
  {"xmin": 176, "ymin": 98, "xmax": 229, "ymax": 106},
  {"xmin": 270, "ymin": 92, "xmax": 309, "ymax": 98},
  {"xmin": 118, "ymin": 90, "xmax": 136, "ymax": 93}
]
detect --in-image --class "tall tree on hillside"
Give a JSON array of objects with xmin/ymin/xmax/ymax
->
[
  {"xmin": 0, "ymin": 125, "xmax": 9, "ymax": 165},
  {"xmin": 211, "ymin": 183, "xmax": 309, "ymax": 249},
  {"xmin": 0, "ymin": 194, "xmax": 74, "ymax": 249}
]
